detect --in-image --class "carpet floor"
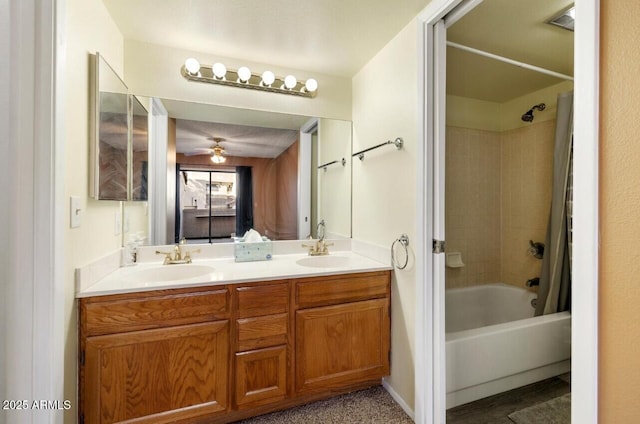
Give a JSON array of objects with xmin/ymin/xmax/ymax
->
[{"xmin": 236, "ymin": 386, "xmax": 413, "ymax": 424}]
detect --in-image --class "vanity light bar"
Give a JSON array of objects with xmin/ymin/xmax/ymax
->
[{"xmin": 181, "ymin": 58, "xmax": 318, "ymax": 98}]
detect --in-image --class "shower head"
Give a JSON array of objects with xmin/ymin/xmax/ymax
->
[
  {"xmin": 521, "ymin": 103, "xmax": 546, "ymax": 122},
  {"xmin": 521, "ymin": 109, "xmax": 535, "ymax": 122}
]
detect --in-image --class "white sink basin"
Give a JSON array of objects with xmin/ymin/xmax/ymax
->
[
  {"xmin": 123, "ymin": 264, "xmax": 215, "ymax": 284},
  {"xmin": 296, "ymin": 255, "xmax": 351, "ymax": 268}
]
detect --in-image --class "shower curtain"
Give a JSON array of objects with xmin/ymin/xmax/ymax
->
[{"xmin": 535, "ymin": 91, "xmax": 573, "ymax": 316}]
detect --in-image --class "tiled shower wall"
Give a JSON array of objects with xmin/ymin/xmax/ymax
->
[{"xmin": 445, "ymin": 120, "xmax": 555, "ymax": 289}]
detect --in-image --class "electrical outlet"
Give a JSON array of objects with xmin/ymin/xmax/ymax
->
[
  {"xmin": 70, "ymin": 196, "xmax": 81, "ymax": 228},
  {"xmin": 114, "ymin": 212, "xmax": 121, "ymax": 236}
]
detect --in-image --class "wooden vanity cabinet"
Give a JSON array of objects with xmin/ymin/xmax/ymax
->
[
  {"xmin": 293, "ymin": 272, "xmax": 391, "ymax": 394},
  {"xmin": 232, "ymin": 282, "xmax": 290, "ymax": 410},
  {"xmin": 79, "ymin": 270, "xmax": 390, "ymax": 424},
  {"xmin": 78, "ymin": 288, "xmax": 231, "ymax": 424}
]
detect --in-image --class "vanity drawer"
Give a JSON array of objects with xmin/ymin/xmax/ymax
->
[
  {"xmin": 82, "ymin": 288, "xmax": 229, "ymax": 336},
  {"xmin": 295, "ymin": 271, "xmax": 390, "ymax": 309},
  {"xmin": 236, "ymin": 313, "xmax": 288, "ymax": 351},
  {"xmin": 235, "ymin": 282, "xmax": 289, "ymax": 318}
]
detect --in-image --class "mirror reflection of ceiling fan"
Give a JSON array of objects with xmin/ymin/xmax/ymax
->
[{"xmin": 184, "ymin": 137, "xmax": 227, "ymax": 163}]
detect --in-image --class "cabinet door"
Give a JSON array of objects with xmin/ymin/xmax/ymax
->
[
  {"xmin": 295, "ymin": 298, "xmax": 390, "ymax": 393},
  {"xmin": 235, "ymin": 345, "xmax": 287, "ymax": 409},
  {"xmin": 84, "ymin": 321, "xmax": 228, "ymax": 424}
]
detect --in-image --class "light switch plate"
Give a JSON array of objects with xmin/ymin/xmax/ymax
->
[{"xmin": 70, "ymin": 196, "xmax": 81, "ymax": 228}]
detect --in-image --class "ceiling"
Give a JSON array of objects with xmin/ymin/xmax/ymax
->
[
  {"xmin": 102, "ymin": 0, "xmax": 431, "ymax": 78},
  {"xmin": 105, "ymin": 0, "xmax": 574, "ymax": 155},
  {"xmin": 176, "ymin": 120, "xmax": 299, "ymax": 159},
  {"xmin": 447, "ymin": 0, "xmax": 574, "ymax": 102},
  {"xmin": 162, "ymin": 99, "xmax": 309, "ymax": 158}
]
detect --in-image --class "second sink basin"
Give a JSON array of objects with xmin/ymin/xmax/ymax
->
[
  {"xmin": 123, "ymin": 264, "xmax": 216, "ymax": 284},
  {"xmin": 296, "ymin": 255, "xmax": 351, "ymax": 268}
]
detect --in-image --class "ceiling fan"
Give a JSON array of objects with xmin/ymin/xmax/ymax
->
[{"xmin": 184, "ymin": 137, "xmax": 227, "ymax": 163}]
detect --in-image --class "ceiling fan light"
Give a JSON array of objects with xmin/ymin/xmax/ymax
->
[{"xmin": 211, "ymin": 153, "xmax": 226, "ymax": 164}]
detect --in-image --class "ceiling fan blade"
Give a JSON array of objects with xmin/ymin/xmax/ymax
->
[{"xmin": 183, "ymin": 149, "xmax": 214, "ymax": 156}]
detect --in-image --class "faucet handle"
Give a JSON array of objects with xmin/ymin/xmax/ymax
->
[
  {"xmin": 183, "ymin": 248, "xmax": 201, "ymax": 263},
  {"xmin": 155, "ymin": 250, "xmax": 173, "ymax": 265},
  {"xmin": 321, "ymin": 241, "xmax": 334, "ymax": 252},
  {"xmin": 301, "ymin": 243, "xmax": 316, "ymax": 255}
]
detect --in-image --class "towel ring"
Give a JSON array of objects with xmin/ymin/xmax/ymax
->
[{"xmin": 391, "ymin": 234, "xmax": 410, "ymax": 270}]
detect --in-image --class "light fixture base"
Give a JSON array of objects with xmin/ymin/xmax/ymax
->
[{"xmin": 181, "ymin": 65, "xmax": 317, "ymax": 98}]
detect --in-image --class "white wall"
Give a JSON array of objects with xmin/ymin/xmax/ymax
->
[
  {"xmin": 63, "ymin": 0, "xmax": 124, "ymax": 419},
  {"xmin": 124, "ymin": 40, "xmax": 353, "ymax": 121},
  {"xmin": 352, "ymin": 20, "xmax": 418, "ymax": 410},
  {"xmin": 318, "ymin": 118, "xmax": 352, "ymax": 238}
]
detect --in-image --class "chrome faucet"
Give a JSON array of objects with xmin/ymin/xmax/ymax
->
[
  {"xmin": 301, "ymin": 220, "xmax": 333, "ymax": 256},
  {"xmin": 155, "ymin": 238, "xmax": 200, "ymax": 265}
]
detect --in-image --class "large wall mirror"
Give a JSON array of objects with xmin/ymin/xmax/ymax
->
[{"xmin": 125, "ymin": 98, "xmax": 352, "ymax": 246}]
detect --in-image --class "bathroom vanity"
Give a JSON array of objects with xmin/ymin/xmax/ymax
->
[{"xmin": 77, "ymin": 251, "xmax": 391, "ymax": 424}]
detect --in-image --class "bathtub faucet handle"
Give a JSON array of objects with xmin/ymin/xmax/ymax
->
[
  {"xmin": 526, "ymin": 277, "xmax": 540, "ymax": 287},
  {"xmin": 527, "ymin": 240, "xmax": 545, "ymax": 259}
]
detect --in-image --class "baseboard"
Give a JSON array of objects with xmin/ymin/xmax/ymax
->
[{"xmin": 382, "ymin": 378, "xmax": 415, "ymax": 421}]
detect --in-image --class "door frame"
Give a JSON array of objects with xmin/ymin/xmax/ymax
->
[{"xmin": 414, "ymin": 1, "xmax": 600, "ymax": 423}]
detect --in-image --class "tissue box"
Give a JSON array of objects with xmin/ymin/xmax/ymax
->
[{"xmin": 234, "ymin": 239, "xmax": 273, "ymax": 262}]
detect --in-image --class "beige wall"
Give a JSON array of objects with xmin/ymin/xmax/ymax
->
[
  {"xmin": 352, "ymin": 20, "xmax": 417, "ymax": 408},
  {"xmin": 599, "ymin": 0, "xmax": 640, "ymax": 421},
  {"xmin": 318, "ymin": 118, "xmax": 352, "ymax": 238},
  {"xmin": 500, "ymin": 120, "xmax": 554, "ymax": 288},
  {"xmin": 446, "ymin": 82, "xmax": 570, "ymax": 291},
  {"xmin": 445, "ymin": 126, "xmax": 502, "ymax": 288},
  {"xmin": 124, "ymin": 40, "xmax": 352, "ymax": 121},
  {"xmin": 63, "ymin": 0, "xmax": 124, "ymax": 419},
  {"xmin": 445, "ymin": 121, "xmax": 553, "ymax": 290}
]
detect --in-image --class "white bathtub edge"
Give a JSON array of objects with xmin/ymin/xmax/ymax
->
[
  {"xmin": 446, "ymin": 360, "xmax": 571, "ymax": 409},
  {"xmin": 382, "ymin": 378, "xmax": 415, "ymax": 421}
]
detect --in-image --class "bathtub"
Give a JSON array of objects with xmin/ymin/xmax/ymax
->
[{"xmin": 445, "ymin": 283, "xmax": 571, "ymax": 408}]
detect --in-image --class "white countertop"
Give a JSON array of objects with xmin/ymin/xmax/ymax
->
[{"xmin": 76, "ymin": 250, "xmax": 392, "ymax": 298}]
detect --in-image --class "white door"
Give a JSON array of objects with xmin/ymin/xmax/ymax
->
[
  {"xmin": 416, "ymin": 14, "xmax": 448, "ymax": 424},
  {"xmin": 417, "ymin": 1, "xmax": 599, "ymax": 423}
]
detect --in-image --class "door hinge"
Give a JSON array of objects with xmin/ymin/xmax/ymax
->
[
  {"xmin": 80, "ymin": 350, "xmax": 85, "ymax": 366},
  {"xmin": 432, "ymin": 239, "xmax": 446, "ymax": 254},
  {"xmin": 80, "ymin": 413, "xmax": 84, "ymax": 424}
]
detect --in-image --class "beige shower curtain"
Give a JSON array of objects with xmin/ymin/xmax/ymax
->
[{"xmin": 535, "ymin": 91, "xmax": 573, "ymax": 316}]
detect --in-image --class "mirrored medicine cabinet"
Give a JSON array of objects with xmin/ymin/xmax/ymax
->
[{"xmin": 89, "ymin": 52, "xmax": 149, "ymax": 201}]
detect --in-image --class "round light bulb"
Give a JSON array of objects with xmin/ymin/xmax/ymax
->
[
  {"xmin": 237, "ymin": 66, "xmax": 252, "ymax": 83},
  {"xmin": 304, "ymin": 78, "xmax": 318, "ymax": 93},
  {"xmin": 184, "ymin": 58, "xmax": 200, "ymax": 75},
  {"xmin": 212, "ymin": 62, "xmax": 227, "ymax": 79},
  {"xmin": 261, "ymin": 70, "xmax": 275, "ymax": 86},
  {"xmin": 283, "ymin": 75, "xmax": 297, "ymax": 90}
]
